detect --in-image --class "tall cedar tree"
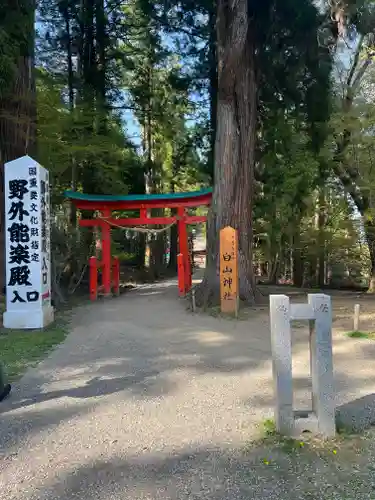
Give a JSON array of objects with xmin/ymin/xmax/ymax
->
[
  {"xmin": 0, "ymin": 0, "xmax": 36, "ymax": 289},
  {"xmin": 198, "ymin": 0, "xmax": 332, "ymax": 305}
]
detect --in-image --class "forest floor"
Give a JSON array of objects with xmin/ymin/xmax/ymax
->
[{"xmin": 1, "ymin": 273, "xmax": 375, "ymax": 499}]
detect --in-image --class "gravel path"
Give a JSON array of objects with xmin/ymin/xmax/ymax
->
[{"xmin": 1, "ymin": 279, "xmax": 375, "ymax": 499}]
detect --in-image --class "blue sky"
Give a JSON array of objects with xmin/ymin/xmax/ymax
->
[
  {"xmin": 119, "ymin": 25, "xmax": 208, "ymax": 152},
  {"xmin": 122, "ymin": 106, "xmax": 142, "ymax": 147}
]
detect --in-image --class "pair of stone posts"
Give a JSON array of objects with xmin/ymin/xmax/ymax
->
[{"xmin": 269, "ymin": 293, "xmax": 335, "ymax": 438}]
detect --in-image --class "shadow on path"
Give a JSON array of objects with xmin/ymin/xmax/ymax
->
[
  {"xmin": 31, "ymin": 441, "xmax": 374, "ymax": 500},
  {"xmin": 336, "ymin": 393, "xmax": 375, "ymax": 432}
]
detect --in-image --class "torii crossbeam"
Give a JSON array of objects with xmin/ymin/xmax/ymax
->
[{"xmin": 64, "ymin": 188, "xmax": 212, "ymax": 299}]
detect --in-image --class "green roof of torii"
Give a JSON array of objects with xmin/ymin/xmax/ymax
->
[{"xmin": 64, "ymin": 188, "xmax": 212, "ymax": 202}]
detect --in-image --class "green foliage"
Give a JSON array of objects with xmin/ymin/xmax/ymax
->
[
  {"xmin": 346, "ymin": 330, "xmax": 375, "ymax": 339},
  {"xmin": 122, "ymin": 0, "xmax": 205, "ymax": 193},
  {"xmin": 0, "ymin": 1, "xmax": 34, "ymax": 98},
  {"xmin": 262, "ymin": 418, "xmax": 277, "ymax": 437},
  {"xmin": 2, "ymin": 0, "xmax": 373, "ymax": 298}
]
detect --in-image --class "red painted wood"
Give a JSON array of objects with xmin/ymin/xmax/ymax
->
[
  {"xmin": 185, "ymin": 215, "xmax": 207, "ymax": 224},
  {"xmin": 89, "ymin": 256, "xmax": 98, "ymax": 301},
  {"xmin": 140, "ymin": 208, "xmax": 147, "ymax": 220},
  {"xmin": 79, "ymin": 219, "xmax": 105, "ymax": 227},
  {"xmin": 101, "ymin": 209, "xmax": 112, "ymax": 295},
  {"xmin": 177, "ymin": 253, "xmax": 185, "ymax": 296},
  {"xmin": 71, "ymin": 193, "xmax": 212, "ymax": 211},
  {"xmin": 177, "ymin": 207, "xmax": 191, "ymax": 294}
]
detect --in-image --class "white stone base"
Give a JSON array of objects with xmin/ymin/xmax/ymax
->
[{"xmin": 3, "ymin": 305, "xmax": 55, "ymax": 329}]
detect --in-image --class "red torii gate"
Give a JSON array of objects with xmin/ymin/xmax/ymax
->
[{"xmin": 64, "ymin": 188, "xmax": 212, "ymax": 299}]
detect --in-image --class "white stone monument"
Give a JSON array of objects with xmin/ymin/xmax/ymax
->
[
  {"xmin": 269, "ymin": 294, "xmax": 335, "ymax": 438},
  {"xmin": 3, "ymin": 155, "xmax": 54, "ymax": 329}
]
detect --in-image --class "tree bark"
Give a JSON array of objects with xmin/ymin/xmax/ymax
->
[
  {"xmin": 82, "ymin": 0, "xmax": 96, "ymax": 105},
  {"xmin": 365, "ymin": 220, "xmax": 375, "ymax": 293},
  {"xmin": 168, "ymin": 151, "xmax": 179, "ymax": 272},
  {"xmin": 168, "ymin": 176, "xmax": 178, "ymax": 273},
  {"xmin": 168, "ymin": 217, "xmax": 178, "ymax": 271},
  {"xmin": 143, "ymin": 84, "xmax": 166, "ymax": 278},
  {"xmin": 207, "ymin": 3, "xmax": 217, "ymax": 180},
  {"xmin": 0, "ymin": 0, "xmax": 36, "ymax": 291},
  {"xmin": 268, "ymin": 257, "xmax": 280, "ymax": 285},
  {"xmin": 292, "ymin": 231, "xmax": 303, "ymax": 288},
  {"xmin": 197, "ymin": 0, "xmax": 258, "ymax": 306},
  {"xmin": 331, "ymin": 34, "xmax": 375, "ymax": 291},
  {"xmin": 317, "ymin": 187, "xmax": 326, "ymax": 287},
  {"xmin": 95, "ymin": 0, "xmax": 107, "ymax": 133},
  {"xmin": 368, "ymin": 259, "xmax": 375, "ymax": 293},
  {"xmin": 61, "ymin": 3, "xmax": 77, "ymax": 226}
]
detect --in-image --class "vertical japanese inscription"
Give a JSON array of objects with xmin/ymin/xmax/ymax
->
[
  {"xmin": 220, "ymin": 226, "xmax": 238, "ymax": 314},
  {"xmin": 6, "ymin": 171, "xmax": 40, "ymax": 305},
  {"xmin": 40, "ymin": 170, "xmax": 51, "ymax": 301}
]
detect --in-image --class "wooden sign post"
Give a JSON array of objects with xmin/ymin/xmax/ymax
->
[{"xmin": 220, "ymin": 226, "xmax": 239, "ymax": 315}]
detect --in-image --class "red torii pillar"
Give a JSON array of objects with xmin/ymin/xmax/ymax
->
[
  {"xmin": 101, "ymin": 209, "xmax": 112, "ymax": 296},
  {"xmin": 177, "ymin": 206, "xmax": 192, "ymax": 293}
]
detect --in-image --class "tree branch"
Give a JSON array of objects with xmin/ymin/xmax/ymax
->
[
  {"xmin": 346, "ymin": 34, "xmax": 364, "ymax": 88},
  {"xmin": 333, "ymin": 162, "xmax": 368, "ymax": 214}
]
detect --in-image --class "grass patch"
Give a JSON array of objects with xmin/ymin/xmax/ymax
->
[
  {"xmin": 260, "ymin": 418, "xmax": 308, "ymax": 454},
  {"xmin": 0, "ymin": 314, "xmax": 70, "ymax": 382},
  {"xmin": 243, "ymin": 418, "xmax": 374, "ymax": 497},
  {"xmin": 346, "ymin": 330, "xmax": 375, "ymax": 340},
  {"xmin": 262, "ymin": 418, "xmax": 277, "ymax": 436},
  {"xmin": 259, "ymin": 417, "xmax": 363, "ymax": 457}
]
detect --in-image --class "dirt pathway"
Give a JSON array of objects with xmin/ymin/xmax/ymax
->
[{"xmin": 1, "ymin": 279, "xmax": 375, "ymax": 499}]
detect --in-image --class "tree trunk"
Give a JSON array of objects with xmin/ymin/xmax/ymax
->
[
  {"xmin": 317, "ymin": 187, "xmax": 326, "ymax": 287},
  {"xmin": 62, "ymin": 3, "xmax": 77, "ymax": 225},
  {"xmin": 365, "ymin": 220, "xmax": 375, "ymax": 293},
  {"xmin": 292, "ymin": 232, "xmax": 303, "ymax": 288},
  {"xmin": 207, "ymin": 4, "xmax": 217, "ymax": 180},
  {"xmin": 135, "ymin": 232, "xmax": 146, "ymax": 268},
  {"xmin": 82, "ymin": 0, "xmax": 96, "ymax": 104},
  {"xmin": 168, "ymin": 158, "xmax": 179, "ymax": 272},
  {"xmin": 168, "ymin": 218, "xmax": 178, "ymax": 271},
  {"xmin": 149, "ymin": 230, "xmax": 166, "ymax": 279},
  {"xmin": 305, "ymin": 260, "xmax": 317, "ymax": 288},
  {"xmin": 78, "ymin": 0, "xmax": 96, "ymax": 196},
  {"xmin": 268, "ymin": 256, "xmax": 280, "ymax": 285},
  {"xmin": 95, "ymin": 0, "xmax": 107, "ymax": 133},
  {"xmin": 144, "ymin": 93, "xmax": 166, "ymax": 278},
  {"xmin": 0, "ymin": 0, "xmax": 36, "ymax": 291},
  {"xmin": 197, "ymin": 0, "xmax": 257, "ymax": 306},
  {"xmin": 368, "ymin": 255, "xmax": 375, "ymax": 293}
]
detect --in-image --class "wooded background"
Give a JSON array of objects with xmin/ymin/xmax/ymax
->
[{"xmin": 0, "ymin": 0, "xmax": 374, "ymax": 306}]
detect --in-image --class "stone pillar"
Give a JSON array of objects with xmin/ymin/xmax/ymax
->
[
  {"xmin": 3, "ymin": 155, "xmax": 54, "ymax": 329},
  {"xmin": 269, "ymin": 294, "xmax": 293, "ymax": 435},
  {"xmin": 308, "ymin": 294, "xmax": 335, "ymax": 437}
]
